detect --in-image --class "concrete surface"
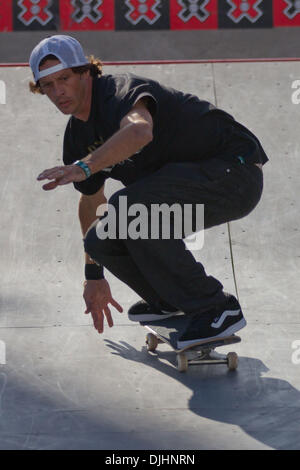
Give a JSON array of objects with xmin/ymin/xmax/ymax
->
[
  {"xmin": 0, "ymin": 28, "xmax": 300, "ymax": 63},
  {"xmin": 0, "ymin": 60, "xmax": 300, "ymax": 450}
]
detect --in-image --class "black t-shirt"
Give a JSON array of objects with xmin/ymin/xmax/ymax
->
[{"xmin": 63, "ymin": 73, "xmax": 268, "ymax": 195}]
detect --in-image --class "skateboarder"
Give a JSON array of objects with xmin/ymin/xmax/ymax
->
[{"xmin": 30, "ymin": 35, "xmax": 268, "ymax": 346}]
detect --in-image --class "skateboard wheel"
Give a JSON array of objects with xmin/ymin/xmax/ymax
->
[
  {"xmin": 146, "ymin": 333, "xmax": 158, "ymax": 352},
  {"xmin": 227, "ymin": 352, "xmax": 238, "ymax": 371},
  {"xmin": 177, "ymin": 353, "xmax": 188, "ymax": 372}
]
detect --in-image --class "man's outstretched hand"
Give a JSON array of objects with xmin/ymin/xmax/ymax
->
[
  {"xmin": 83, "ymin": 279, "xmax": 123, "ymax": 334},
  {"xmin": 37, "ymin": 165, "xmax": 86, "ymax": 191}
]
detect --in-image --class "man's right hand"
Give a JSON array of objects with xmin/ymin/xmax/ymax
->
[{"xmin": 83, "ymin": 279, "xmax": 123, "ymax": 334}]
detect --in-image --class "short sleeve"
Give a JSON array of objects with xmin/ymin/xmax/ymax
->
[
  {"xmin": 62, "ymin": 119, "xmax": 108, "ymax": 196},
  {"xmin": 114, "ymin": 74, "xmax": 158, "ymax": 124},
  {"xmin": 72, "ymin": 172, "xmax": 108, "ymax": 196}
]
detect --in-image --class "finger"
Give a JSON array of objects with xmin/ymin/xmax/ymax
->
[
  {"xmin": 89, "ymin": 306, "xmax": 105, "ymax": 333},
  {"xmin": 85, "ymin": 300, "xmax": 102, "ymax": 315},
  {"xmin": 90, "ymin": 309, "xmax": 103, "ymax": 334},
  {"xmin": 104, "ymin": 307, "xmax": 114, "ymax": 328},
  {"xmin": 56, "ymin": 175, "xmax": 74, "ymax": 186},
  {"xmin": 38, "ymin": 169, "xmax": 68, "ymax": 183},
  {"xmin": 37, "ymin": 167, "xmax": 63, "ymax": 181},
  {"xmin": 42, "ymin": 180, "xmax": 59, "ymax": 191},
  {"xmin": 84, "ymin": 301, "xmax": 94, "ymax": 314},
  {"xmin": 96, "ymin": 311, "xmax": 104, "ymax": 334},
  {"xmin": 110, "ymin": 299, "xmax": 123, "ymax": 313}
]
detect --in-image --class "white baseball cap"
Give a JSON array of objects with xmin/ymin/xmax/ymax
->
[{"xmin": 29, "ymin": 35, "xmax": 89, "ymax": 82}]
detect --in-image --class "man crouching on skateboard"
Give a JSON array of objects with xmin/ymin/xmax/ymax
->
[{"xmin": 30, "ymin": 35, "xmax": 268, "ymax": 348}]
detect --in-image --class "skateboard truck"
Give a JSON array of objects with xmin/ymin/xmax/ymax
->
[{"xmin": 143, "ymin": 316, "xmax": 241, "ymax": 372}]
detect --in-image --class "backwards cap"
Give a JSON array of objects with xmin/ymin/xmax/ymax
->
[{"xmin": 29, "ymin": 35, "xmax": 89, "ymax": 82}]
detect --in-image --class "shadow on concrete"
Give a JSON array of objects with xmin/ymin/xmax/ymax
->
[
  {"xmin": 0, "ymin": 369, "xmax": 153, "ymax": 450},
  {"xmin": 106, "ymin": 339, "xmax": 300, "ymax": 450}
]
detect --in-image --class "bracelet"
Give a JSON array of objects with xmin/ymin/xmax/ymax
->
[
  {"xmin": 85, "ymin": 263, "xmax": 104, "ymax": 280},
  {"xmin": 74, "ymin": 160, "xmax": 92, "ymax": 179}
]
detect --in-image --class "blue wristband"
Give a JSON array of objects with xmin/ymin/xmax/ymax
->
[{"xmin": 74, "ymin": 160, "xmax": 92, "ymax": 179}]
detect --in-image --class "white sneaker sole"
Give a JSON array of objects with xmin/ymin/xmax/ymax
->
[
  {"xmin": 128, "ymin": 310, "xmax": 181, "ymax": 322},
  {"xmin": 177, "ymin": 317, "xmax": 247, "ymax": 349}
]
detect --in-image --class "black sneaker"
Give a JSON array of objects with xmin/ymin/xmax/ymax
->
[
  {"xmin": 128, "ymin": 300, "xmax": 181, "ymax": 322},
  {"xmin": 177, "ymin": 294, "xmax": 246, "ymax": 349}
]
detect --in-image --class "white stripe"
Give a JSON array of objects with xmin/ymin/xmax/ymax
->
[
  {"xmin": 211, "ymin": 309, "xmax": 241, "ymax": 329},
  {"xmin": 38, "ymin": 63, "xmax": 65, "ymax": 79},
  {"xmin": 161, "ymin": 309, "xmax": 180, "ymax": 314}
]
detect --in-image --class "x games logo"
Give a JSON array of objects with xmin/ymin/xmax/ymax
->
[
  {"xmin": 17, "ymin": 0, "xmax": 53, "ymax": 26},
  {"xmin": 125, "ymin": 0, "xmax": 161, "ymax": 25},
  {"xmin": 283, "ymin": 0, "xmax": 300, "ymax": 19},
  {"xmin": 177, "ymin": 0, "xmax": 210, "ymax": 23},
  {"xmin": 71, "ymin": 0, "xmax": 103, "ymax": 24},
  {"xmin": 227, "ymin": 0, "xmax": 263, "ymax": 23}
]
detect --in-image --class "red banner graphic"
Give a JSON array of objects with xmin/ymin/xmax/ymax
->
[
  {"xmin": 170, "ymin": 0, "xmax": 218, "ymax": 29},
  {"xmin": 273, "ymin": 0, "xmax": 300, "ymax": 26},
  {"xmin": 0, "ymin": 0, "xmax": 13, "ymax": 31},
  {"xmin": 1, "ymin": 1, "xmax": 300, "ymax": 31},
  {"xmin": 59, "ymin": 0, "xmax": 115, "ymax": 30}
]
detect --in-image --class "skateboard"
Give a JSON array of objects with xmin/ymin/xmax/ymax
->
[{"xmin": 141, "ymin": 314, "xmax": 241, "ymax": 372}]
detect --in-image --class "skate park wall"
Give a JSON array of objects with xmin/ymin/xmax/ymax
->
[
  {"xmin": 0, "ymin": 58, "xmax": 300, "ymax": 450},
  {"xmin": 1, "ymin": 2, "xmax": 300, "ymax": 65},
  {"xmin": 1, "ymin": 0, "xmax": 300, "ymax": 453}
]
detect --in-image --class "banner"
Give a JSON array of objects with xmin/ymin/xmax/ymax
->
[{"xmin": 0, "ymin": 0, "xmax": 299, "ymax": 31}]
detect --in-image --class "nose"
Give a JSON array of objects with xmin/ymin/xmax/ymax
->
[{"xmin": 53, "ymin": 81, "xmax": 65, "ymax": 99}]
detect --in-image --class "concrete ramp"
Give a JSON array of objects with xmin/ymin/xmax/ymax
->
[{"xmin": 0, "ymin": 62, "xmax": 299, "ymax": 450}]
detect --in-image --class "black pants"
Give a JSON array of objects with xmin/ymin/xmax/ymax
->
[{"xmin": 84, "ymin": 158, "xmax": 263, "ymax": 314}]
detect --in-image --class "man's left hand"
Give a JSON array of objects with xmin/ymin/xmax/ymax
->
[{"xmin": 37, "ymin": 165, "xmax": 86, "ymax": 190}]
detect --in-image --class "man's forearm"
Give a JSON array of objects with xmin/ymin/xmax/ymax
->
[
  {"xmin": 78, "ymin": 193, "xmax": 106, "ymax": 264},
  {"xmin": 81, "ymin": 121, "xmax": 152, "ymax": 175}
]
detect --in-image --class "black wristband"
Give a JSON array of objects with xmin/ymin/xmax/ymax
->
[{"xmin": 85, "ymin": 263, "xmax": 104, "ymax": 280}]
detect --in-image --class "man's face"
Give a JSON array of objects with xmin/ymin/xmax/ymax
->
[{"xmin": 38, "ymin": 59, "xmax": 89, "ymax": 116}]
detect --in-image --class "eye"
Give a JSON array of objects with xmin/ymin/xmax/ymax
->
[{"xmin": 41, "ymin": 82, "xmax": 51, "ymax": 91}]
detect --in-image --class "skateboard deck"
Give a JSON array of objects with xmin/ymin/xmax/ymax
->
[{"xmin": 141, "ymin": 314, "xmax": 241, "ymax": 372}]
